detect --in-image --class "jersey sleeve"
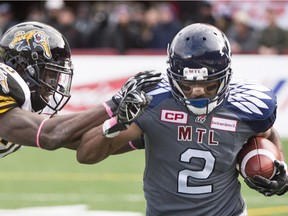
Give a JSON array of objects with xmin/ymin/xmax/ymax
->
[
  {"xmin": 0, "ymin": 63, "xmax": 28, "ymax": 114},
  {"xmin": 226, "ymin": 81, "xmax": 277, "ymax": 133},
  {"xmin": 129, "ymin": 136, "xmax": 145, "ymax": 149},
  {"xmin": 0, "ymin": 64, "xmax": 29, "ymax": 157}
]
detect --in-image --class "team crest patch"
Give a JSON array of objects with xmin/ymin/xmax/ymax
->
[
  {"xmin": 0, "ymin": 69, "xmax": 9, "ymax": 94},
  {"xmin": 9, "ymin": 30, "xmax": 52, "ymax": 59}
]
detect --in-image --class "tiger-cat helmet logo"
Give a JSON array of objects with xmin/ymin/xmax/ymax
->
[{"xmin": 8, "ymin": 30, "xmax": 52, "ymax": 59}]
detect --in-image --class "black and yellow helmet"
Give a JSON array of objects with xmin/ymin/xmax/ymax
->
[{"xmin": 0, "ymin": 21, "xmax": 74, "ymax": 112}]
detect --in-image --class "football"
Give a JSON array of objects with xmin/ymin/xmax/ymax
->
[{"xmin": 237, "ymin": 137, "xmax": 281, "ymax": 180}]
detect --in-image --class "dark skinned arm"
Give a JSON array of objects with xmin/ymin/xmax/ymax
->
[
  {"xmin": 0, "ymin": 104, "xmax": 109, "ymax": 150},
  {"xmin": 257, "ymin": 127, "xmax": 285, "ymax": 160},
  {"xmin": 76, "ymin": 123, "xmax": 142, "ymax": 164}
]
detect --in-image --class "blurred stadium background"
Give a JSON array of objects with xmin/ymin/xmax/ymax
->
[
  {"xmin": 1, "ymin": 0, "xmax": 288, "ymax": 215},
  {"xmin": 2, "ymin": 1, "xmax": 288, "ymax": 54}
]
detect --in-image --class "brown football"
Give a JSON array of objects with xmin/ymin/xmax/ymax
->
[{"xmin": 237, "ymin": 137, "xmax": 281, "ymax": 179}]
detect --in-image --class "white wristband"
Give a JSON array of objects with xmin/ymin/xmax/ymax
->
[{"xmin": 102, "ymin": 117, "xmax": 120, "ymax": 138}]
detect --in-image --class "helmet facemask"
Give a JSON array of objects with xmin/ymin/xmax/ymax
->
[
  {"xmin": 26, "ymin": 60, "xmax": 73, "ymax": 113},
  {"xmin": 167, "ymin": 65, "xmax": 232, "ymax": 115},
  {"xmin": 166, "ymin": 23, "xmax": 233, "ymax": 116}
]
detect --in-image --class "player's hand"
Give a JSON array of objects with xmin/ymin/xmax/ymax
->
[
  {"xmin": 124, "ymin": 70, "xmax": 162, "ymax": 92},
  {"xmin": 104, "ymin": 70, "xmax": 162, "ymax": 116},
  {"xmin": 103, "ymin": 89, "xmax": 151, "ymax": 138},
  {"xmin": 117, "ymin": 89, "xmax": 151, "ymax": 125},
  {"xmin": 244, "ymin": 160, "xmax": 288, "ymax": 196}
]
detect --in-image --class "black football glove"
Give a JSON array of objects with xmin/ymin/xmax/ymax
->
[
  {"xmin": 117, "ymin": 88, "xmax": 151, "ymax": 125},
  {"xmin": 103, "ymin": 89, "xmax": 152, "ymax": 138},
  {"xmin": 105, "ymin": 70, "xmax": 162, "ymax": 116},
  {"xmin": 244, "ymin": 160, "xmax": 288, "ymax": 196}
]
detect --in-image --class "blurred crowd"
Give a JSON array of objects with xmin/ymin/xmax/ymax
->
[{"xmin": 1, "ymin": 0, "xmax": 288, "ymax": 54}]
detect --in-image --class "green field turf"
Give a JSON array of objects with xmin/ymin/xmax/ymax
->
[{"xmin": 0, "ymin": 139, "xmax": 287, "ymax": 215}]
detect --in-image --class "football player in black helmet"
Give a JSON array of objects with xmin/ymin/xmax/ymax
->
[
  {"xmin": 0, "ymin": 21, "xmax": 161, "ymax": 156},
  {"xmin": 0, "ymin": 21, "xmax": 73, "ymax": 113},
  {"xmin": 77, "ymin": 23, "xmax": 288, "ymax": 215}
]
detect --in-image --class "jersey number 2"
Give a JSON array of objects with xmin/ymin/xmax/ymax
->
[{"xmin": 178, "ymin": 148, "xmax": 215, "ymax": 194}]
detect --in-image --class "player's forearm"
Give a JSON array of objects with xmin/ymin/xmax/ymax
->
[
  {"xmin": 40, "ymin": 105, "xmax": 110, "ymax": 150},
  {"xmin": 77, "ymin": 126, "xmax": 114, "ymax": 164},
  {"xmin": 77, "ymin": 123, "xmax": 139, "ymax": 164},
  {"xmin": 265, "ymin": 127, "xmax": 285, "ymax": 161}
]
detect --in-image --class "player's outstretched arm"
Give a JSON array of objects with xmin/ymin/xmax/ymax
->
[
  {"xmin": 76, "ymin": 82, "xmax": 150, "ymax": 163},
  {"xmin": 77, "ymin": 123, "xmax": 142, "ymax": 164},
  {"xmin": 51, "ymin": 70, "xmax": 159, "ymax": 150},
  {"xmin": 0, "ymin": 70, "xmax": 159, "ymax": 152},
  {"xmin": 244, "ymin": 127, "xmax": 288, "ymax": 196},
  {"xmin": 0, "ymin": 100, "xmax": 141, "ymax": 152},
  {"xmin": 0, "ymin": 104, "xmax": 110, "ymax": 150}
]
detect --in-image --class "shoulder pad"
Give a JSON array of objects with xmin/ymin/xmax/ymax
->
[
  {"xmin": 226, "ymin": 80, "xmax": 276, "ymax": 121},
  {"xmin": 147, "ymin": 75, "xmax": 172, "ymax": 108},
  {"xmin": 0, "ymin": 63, "xmax": 30, "ymax": 108},
  {"xmin": 146, "ymin": 73, "xmax": 171, "ymax": 96}
]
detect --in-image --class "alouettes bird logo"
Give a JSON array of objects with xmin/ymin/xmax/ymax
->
[{"xmin": 228, "ymin": 82, "xmax": 272, "ymax": 115}]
